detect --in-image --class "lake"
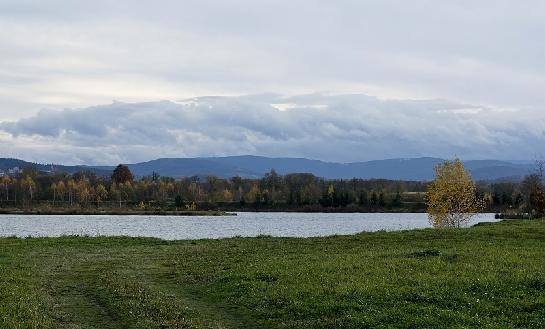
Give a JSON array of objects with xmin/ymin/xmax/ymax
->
[{"xmin": 0, "ymin": 212, "xmax": 498, "ymax": 240}]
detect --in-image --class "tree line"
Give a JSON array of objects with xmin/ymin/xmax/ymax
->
[{"xmin": 0, "ymin": 164, "xmax": 540, "ymax": 213}]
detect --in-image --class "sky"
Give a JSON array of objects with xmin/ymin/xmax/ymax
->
[{"xmin": 0, "ymin": 1, "xmax": 544, "ymax": 164}]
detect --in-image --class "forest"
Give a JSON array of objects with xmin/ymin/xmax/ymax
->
[{"xmin": 0, "ymin": 164, "xmax": 536, "ymax": 213}]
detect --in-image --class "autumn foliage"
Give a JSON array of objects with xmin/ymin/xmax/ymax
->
[{"xmin": 426, "ymin": 159, "xmax": 484, "ymax": 228}]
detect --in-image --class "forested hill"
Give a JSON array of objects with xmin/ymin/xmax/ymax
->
[
  {"xmin": 0, "ymin": 158, "xmax": 110, "ymax": 176},
  {"xmin": 0, "ymin": 156, "xmax": 535, "ymax": 181}
]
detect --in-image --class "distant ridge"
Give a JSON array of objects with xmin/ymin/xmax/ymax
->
[
  {"xmin": 0, "ymin": 156, "xmax": 535, "ymax": 181},
  {"xmin": 0, "ymin": 158, "xmax": 110, "ymax": 176}
]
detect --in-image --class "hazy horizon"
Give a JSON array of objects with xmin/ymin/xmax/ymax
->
[{"xmin": 0, "ymin": 153, "xmax": 538, "ymax": 168}]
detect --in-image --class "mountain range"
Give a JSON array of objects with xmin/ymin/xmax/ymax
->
[{"xmin": 0, "ymin": 156, "xmax": 536, "ymax": 181}]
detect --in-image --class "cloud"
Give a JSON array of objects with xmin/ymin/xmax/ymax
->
[
  {"xmin": 1, "ymin": 94, "xmax": 544, "ymax": 164},
  {"xmin": 1, "ymin": 1, "xmax": 545, "ymax": 120},
  {"xmin": 1, "ymin": 2, "xmax": 544, "ymax": 163}
]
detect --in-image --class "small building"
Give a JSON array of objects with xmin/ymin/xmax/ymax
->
[{"xmin": 8, "ymin": 167, "xmax": 22, "ymax": 175}]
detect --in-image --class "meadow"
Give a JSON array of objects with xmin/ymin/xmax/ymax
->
[{"xmin": 1, "ymin": 219, "xmax": 544, "ymax": 328}]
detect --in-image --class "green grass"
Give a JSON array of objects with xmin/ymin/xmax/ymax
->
[{"xmin": 1, "ymin": 219, "xmax": 545, "ymax": 328}]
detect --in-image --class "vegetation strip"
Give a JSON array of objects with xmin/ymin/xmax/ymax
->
[{"xmin": 0, "ymin": 209, "xmax": 234, "ymax": 216}]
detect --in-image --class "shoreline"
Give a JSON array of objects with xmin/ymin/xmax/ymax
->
[{"xmin": 0, "ymin": 209, "xmax": 236, "ymax": 216}]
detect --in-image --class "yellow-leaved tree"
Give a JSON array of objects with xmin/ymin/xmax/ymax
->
[{"xmin": 427, "ymin": 159, "xmax": 484, "ymax": 228}]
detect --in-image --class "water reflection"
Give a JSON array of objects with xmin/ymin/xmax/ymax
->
[{"xmin": 0, "ymin": 212, "xmax": 498, "ymax": 240}]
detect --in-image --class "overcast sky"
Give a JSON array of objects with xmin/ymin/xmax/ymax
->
[{"xmin": 1, "ymin": 1, "xmax": 544, "ymax": 164}]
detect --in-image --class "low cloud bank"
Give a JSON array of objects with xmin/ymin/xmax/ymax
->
[{"xmin": 0, "ymin": 94, "xmax": 543, "ymax": 165}]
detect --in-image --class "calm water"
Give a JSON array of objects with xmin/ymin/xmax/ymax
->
[{"xmin": 0, "ymin": 212, "xmax": 498, "ymax": 240}]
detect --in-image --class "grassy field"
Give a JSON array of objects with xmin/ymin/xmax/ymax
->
[{"xmin": 1, "ymin": 220, "xmax": 544, "ymax": 328}]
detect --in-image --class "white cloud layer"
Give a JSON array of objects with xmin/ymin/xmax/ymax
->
[
  {"xmin": 1, "ymin": 94, "xmax": 544, "ymax": 164},
  {"xmin": 1, "ymin": 1, "xmax": 545, "ymax": 119},
  {"xmin": 0, "ymin": 1, "xmax": 544, "ymax": 163}
]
